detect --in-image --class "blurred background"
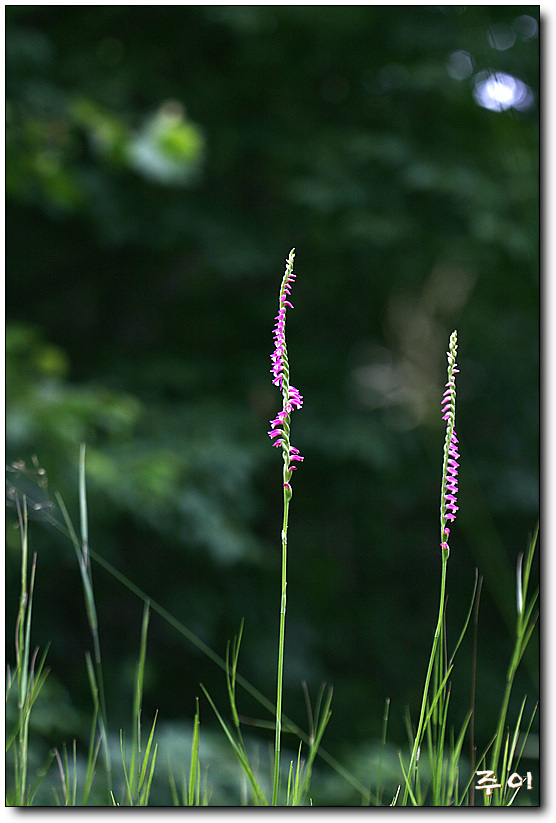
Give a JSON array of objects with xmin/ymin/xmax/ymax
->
[{"xmin": 6, "ymin": 5, "xmax": 539, "ymax": 805}]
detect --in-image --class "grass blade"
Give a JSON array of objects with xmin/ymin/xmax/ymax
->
[
  {"xmin": 188, "ymin": 698, "xmax": 201, "ymax": 806},
  {"xmin": 200, "ymin": 684, "xmax": 268, "ymax": 806}
]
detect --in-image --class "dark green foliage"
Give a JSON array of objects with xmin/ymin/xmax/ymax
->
[{"xmin": 6, "ymin": 6, "xmax": 538, "ymax": 803}]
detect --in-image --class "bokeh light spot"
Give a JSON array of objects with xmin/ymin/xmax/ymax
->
[
  {"xmin": 472, "ymin": 70, "xmax": 535, "ymax": 113},
  {"xmin": 487, "ymin": 22, "xmax": 516, "ymax": 51},
  {"xmin": 512, "ymin": 14, "xmax": 539, "ymax": 42},
  {"xmin": 446, "ymin": 50, "xmax": 474, "ymax": 80}
]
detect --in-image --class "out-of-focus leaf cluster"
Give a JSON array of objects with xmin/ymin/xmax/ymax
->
[{"xmin": 6, "ymin": 324, "xmax": 264, "ymax": 566}]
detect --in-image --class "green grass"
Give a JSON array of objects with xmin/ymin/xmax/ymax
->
[{"xmin": 4, "ymin": 456, "xmax": 539, "ymax": 807}]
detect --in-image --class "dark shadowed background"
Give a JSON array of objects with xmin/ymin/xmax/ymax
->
[{"xmin": 6, "ymin": 5, "xmax": 539, "ymax": 805}]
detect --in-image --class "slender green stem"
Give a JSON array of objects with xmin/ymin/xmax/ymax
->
[
  {"xmin": 402, "ymin": 548, "xmax": 448, "ymax": 805},
  {"xmin": 272, "ymin": 481, "xmax": 290, "ymax": 805}
]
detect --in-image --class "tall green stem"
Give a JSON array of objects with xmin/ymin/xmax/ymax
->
[
  {"xmin": 402, "ymin": 548, "xmax": 448, "ymax": 804},
  {"xmin": 272, "ymin": 481, "xmax": 291, "ymax": 806}
]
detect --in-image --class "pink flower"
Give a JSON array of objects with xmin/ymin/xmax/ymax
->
[
  {"xmin": 444, "ymin": 431, "xmax": 459, "ymax": 521},
  {"xmin": 288, "ymin": 386, "xmax": 303, "ymax": 409}
]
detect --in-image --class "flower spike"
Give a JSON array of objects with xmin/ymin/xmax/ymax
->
[
  {"xmin": 269, "ymin": 249, "xmax": 304, "ymax": 484},
  {"xmin": 440, "ymin": 331, "xmax": 459, "ymax": 553}
]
